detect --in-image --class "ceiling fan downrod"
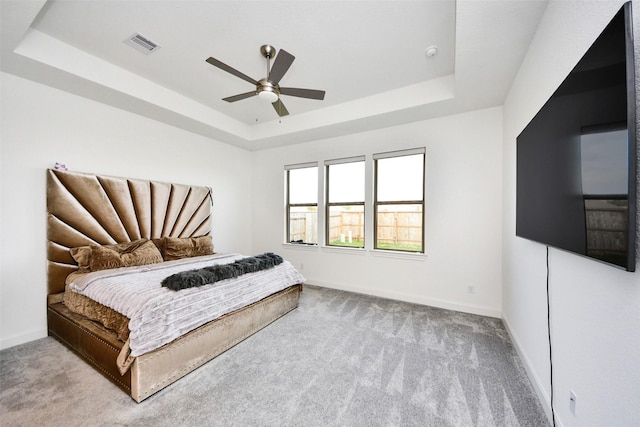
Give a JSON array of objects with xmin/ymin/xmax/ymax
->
[{"xmin": 261, "ymin": 44, "xmax": 277, "ymax": 79}]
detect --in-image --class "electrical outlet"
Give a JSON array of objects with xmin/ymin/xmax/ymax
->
[
  {"xmin": 299, "ymin": 263, "xmax": 304, "ymax": 270},
  {"xmin": 569, "ymin": 390, "xmax": 577, "ymax": 415},
  {"xmin": 466, "ymin": 285, "xmax": 475, "ymax": 294}
]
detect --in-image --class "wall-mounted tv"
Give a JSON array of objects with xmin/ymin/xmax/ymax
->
[{"xmin": 516, "ymin": 2, "xmax": 637, "ymax": 272}]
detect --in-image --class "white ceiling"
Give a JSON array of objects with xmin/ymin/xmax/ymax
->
[{"xmin": 1, "ymin": 0, "xmax": 548, "ymax": 150}]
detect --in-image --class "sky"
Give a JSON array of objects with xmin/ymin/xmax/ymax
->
[
  {"xmin": 289, "ymin": 154, "xmax": 424, "ymax": 204},
  {"xmin": 580, "ymin": 129, "xmax": 628, "ymax": 195}
]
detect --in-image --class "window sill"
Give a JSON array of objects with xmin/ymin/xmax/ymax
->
[
  {"xmin": 281, "ymin": 243, "xmax": 427, "ymax": 261},
  {"xmin": 281, "ymin": 243, "xmax": 320, "ymax": 252},
  {"xmin": 321, "ymin": 246, "xmax": 367, "ymax": 255},
  {"xmin": 369, "ymin": 249, "xmax": 427, "ymax": 261}
]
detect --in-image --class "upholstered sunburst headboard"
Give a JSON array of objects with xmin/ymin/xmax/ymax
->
[{"xmin": 46, "ymin": 169, "xmax": 212, "ymax": 295}]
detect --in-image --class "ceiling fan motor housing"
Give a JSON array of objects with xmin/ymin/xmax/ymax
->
[{"xmin": 257, "ymin": 78, "xmax": 280, "ymax": 103}]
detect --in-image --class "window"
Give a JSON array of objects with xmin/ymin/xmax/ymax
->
[
  {"xmin": 325, "ymin": 157, "xmax": 365, "ymax": 248},
  {"xmin": 374, "ymin": 149, "xmax": 425, "ymax": 252},
  {"xmin": 286, "ymin": 163, "xmax": 318, "ymax": 244}
]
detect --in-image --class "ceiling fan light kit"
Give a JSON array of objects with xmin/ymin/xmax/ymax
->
[
  {"xmin": 206, "ymin": 44, "xmax": 325, "ymax": 117},
  {"xmin": 256, "ymin": 79, "xmax": 279, "ymax": 103}
]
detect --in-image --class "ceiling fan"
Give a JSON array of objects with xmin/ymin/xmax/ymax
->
[{"xmin": 205, "ymin": 45, "xmax": 325, "ymax": 117}]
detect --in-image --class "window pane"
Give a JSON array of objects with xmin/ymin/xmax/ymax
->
[
  {"xmin": 376, "ymin": 204, "xmax": 423, "ymax": 252},
  {"xmin": 327, "ymin": 205, "xmax": 364, "ymax": 248},
  {"xmin": 377, "ymin": 154, "xmax": 424, "ymax": 202},
  {"xmin": 328, "ymin": 161, "xmax": 365, "ymax": 203},
  {"xmin": 289, "ymin": 206, "xmax": 317, "ymax": 244},
  {"xmin": 289, "ymin": 167, "xmax": 318, "ymax": 204}
]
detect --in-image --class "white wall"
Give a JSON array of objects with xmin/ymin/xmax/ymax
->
[
  {"xmin": 502, "ymin": 1, "xmax": 640, "ymax": 426},
  {"xmin": 252, "ymin": 107, "xmax": 504, "ymax": 317},
  {"xmin": 0, "ymin": 72, "xmax": 253, "ymax": 349}
]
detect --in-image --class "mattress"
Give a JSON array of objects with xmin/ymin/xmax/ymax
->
[
  {"xmin": 63, "ymin": 285, "xmax": 130, "ymax": 341},
  {"xmin": 64, "ymin": 253, "xmax": 305, "ymax": 357}
]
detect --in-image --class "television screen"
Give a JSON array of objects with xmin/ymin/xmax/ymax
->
[{"xmin": 516, "ymin": 2, "xmax": 637, "ymax": 271}]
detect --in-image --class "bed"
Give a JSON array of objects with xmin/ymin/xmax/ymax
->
[{"xmin": 46, "ymin": 168, "xmax": 303, "ymax": 402}]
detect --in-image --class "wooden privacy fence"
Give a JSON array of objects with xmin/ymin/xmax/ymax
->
[
  {"xmin": 292, "ymin": 211, "xmax": 423, "ymax": 246},
  {"xmin": 290, "ymin": 212, "xmax": 317, "ymax": 243},
  {"xmin": 375, "ymin": 211, "xmax": 422, "ymax": 246},
  {"xmin": 328, "ymin": 211, "xmax": 422, "ymax": 246},
  {"xmin": 328, "ymin": 211, "xmax": 364, "ymax": 242},
  {"xmin": 584, "ymin": 199, "xmax": 627, "ymax": 261}
]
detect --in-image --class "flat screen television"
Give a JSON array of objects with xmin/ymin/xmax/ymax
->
[{"xmin": 516, "ymin": 2, "xmax": 637, "ymax": 272}]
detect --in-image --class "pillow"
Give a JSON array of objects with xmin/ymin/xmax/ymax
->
[
  {"xmin": 70, "ymin": 246, "xmax": 92, "ymax": 273},
  {"xmin": 88, "ymin": 239, "xmax": 163, "ymax": 272},
  {"xmin": 163, "ymin": 236, "xmax": 214, "ymax": 261},
  {"xmin": 151, "ymin": 238, "xmax": 165, "ymax": 256}
]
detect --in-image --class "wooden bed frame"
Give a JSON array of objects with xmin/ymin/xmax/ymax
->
[{"xmin": 46, "ymin": 169, "xmax": 301, "ymax": 402}]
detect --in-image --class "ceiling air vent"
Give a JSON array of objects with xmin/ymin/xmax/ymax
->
[{"xmin": 124, "ymin": 33, "xmax": 161, "ymax": 55}]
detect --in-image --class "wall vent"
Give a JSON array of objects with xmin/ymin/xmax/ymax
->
[{"xmin": 124, "ymin": 33, "xmax": 160, "ymax": 55}]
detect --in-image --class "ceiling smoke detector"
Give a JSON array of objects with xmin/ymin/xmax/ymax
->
[
  {"xmin": 124, "ymin": 33, "xmax": 161, "ymax": 55},
  {"xmin": 425, "ymin": 46, "xmax": 438, "ymax": 57}
]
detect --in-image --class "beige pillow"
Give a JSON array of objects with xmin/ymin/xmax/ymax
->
[
  {"xmin": 151, "ymin": 238, "xmax": 165, "ymax": 257},
  {"xmin": 89, "ymin": 239, "xmax": 163, "ymax": 272},
  {"xmin": 70, "ymin": 246, "xmax": 92, "ymax": 273},
  {"xmin": 164, "ymin": 236, "xmax": 214, "ymax": 261}
]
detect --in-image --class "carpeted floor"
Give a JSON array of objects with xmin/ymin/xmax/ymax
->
[{"xmin": 0, "ymin": 285, "xmax": 549, "ymax": 426}]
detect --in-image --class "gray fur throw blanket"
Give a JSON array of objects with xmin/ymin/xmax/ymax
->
[{"xmin": 161, "ymin": 253, "xmax": 284, "ymax": 291}]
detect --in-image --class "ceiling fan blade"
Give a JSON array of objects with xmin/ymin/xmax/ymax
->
[
  {"xmin": 280, "ymin": 87, "xmax": 326, "ymax": 100},
  {"xmin": 223, "ymin": 91, "xmax": 257, "ymax": 103},
  {"xmin": 206, "ymin": 57, "xmax": 258, "ymax": 85},
  {"xmin": 272, "ymin": 99, "xmax": 289, "ymax": 117},
  {"xmin": 268, "ymin": 49, "xmax": 295, "ymax": 85}
]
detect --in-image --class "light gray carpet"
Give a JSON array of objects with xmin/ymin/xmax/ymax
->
[{"xmin": 0, "ymin": 285, "xmax": 549, "ymax": 426}]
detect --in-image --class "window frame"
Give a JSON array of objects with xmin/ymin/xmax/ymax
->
[
  {"xmin": 373, "ymin": 148, "xmax": 426, "ymax": 253},
  {"xmin": 285, "ymin": 162, "xmax": 318, "ymax": 245},
  {"xmin": 324, "ymin": 156, "xmax": 366, "ymax": 248}
]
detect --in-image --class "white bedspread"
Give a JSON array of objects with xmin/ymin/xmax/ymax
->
[{"xmin": 67, "ymin": 254, "xmax": 305, "ymax": 357}]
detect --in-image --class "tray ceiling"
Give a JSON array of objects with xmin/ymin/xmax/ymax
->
[{"xmin": 1, "ymin": 1, "xmax": 548, "ymax": 150}]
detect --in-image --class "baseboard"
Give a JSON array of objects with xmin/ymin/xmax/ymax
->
[
  {"xmin": 502, "ymin": 314, "xmax": 561, "ymax": 426},
  {"xmin": 305, "ymin": 278, "xmax": 501, "ymax": 318},
  {"xmin": 0, "ymin": 328, "xmax": 47, "ymax": 350}
]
